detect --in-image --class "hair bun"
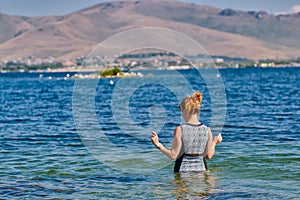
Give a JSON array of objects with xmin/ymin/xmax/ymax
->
[
  {"xmin": 180, "ymin": 91, "xmax": 203, "ymax": 115},
  {"xmin": 192, "ymin": 91, "xmax": 202, "ymax": 103}
]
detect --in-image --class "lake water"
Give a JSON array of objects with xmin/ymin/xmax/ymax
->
[{"xmin": 0, "ymin": 67, "xmax": 299, "ymax": 199}]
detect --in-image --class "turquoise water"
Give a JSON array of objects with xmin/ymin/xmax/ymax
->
[{"xmin": 0, "ymin": 67, "xmax": 299, "ymax": 199}]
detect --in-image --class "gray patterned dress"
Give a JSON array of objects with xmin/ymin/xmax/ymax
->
[{"xmin": 174, "ymin": 123, "xmax": 211, "ymax": 173}]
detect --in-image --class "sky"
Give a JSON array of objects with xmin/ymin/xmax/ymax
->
[{"xmin": 0, "ymin": 0, "xmax": 300, "ymax": 17}]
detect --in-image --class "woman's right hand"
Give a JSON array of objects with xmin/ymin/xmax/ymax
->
[
  {"xmin": 213, "ymin": 133, "xmax": 222, "ymax": 145},
  {"xmin": 150, "ymin": 131, "xmax": 159, "ymax": 146}
]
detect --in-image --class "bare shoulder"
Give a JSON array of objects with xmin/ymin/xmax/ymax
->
[
  {"xmin": 203, "ymin": 124, "xmax": 211, "ymax": 131},
  {"xmin": 173, "ymin": 125, "xmax": 182, "ymax": 137},
  {"xmin": 206, "ymin": 126, "xmax": 213, "ymax": 137}
]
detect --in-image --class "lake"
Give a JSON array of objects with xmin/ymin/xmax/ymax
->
[{"xmin": 0, "ymin": 67, "xmax": 299, "ymax": 199}]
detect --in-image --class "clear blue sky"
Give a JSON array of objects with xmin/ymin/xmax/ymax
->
[{"xmin": 0, "ymin": 0, "xmax": 300, "ymax": 16}]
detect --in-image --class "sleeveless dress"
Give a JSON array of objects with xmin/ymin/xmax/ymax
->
[{"xmin": 174, "ymin": 123, "xmax": 210, "ymax": 173}]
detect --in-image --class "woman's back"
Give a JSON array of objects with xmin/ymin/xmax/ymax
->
[
  {"xmin": 181, "ymin": 123, "xmax": 209, "ymax": 156},
  {"xmin": 174, "ymin": 123, "xmax": 210, "ymax": 173}
]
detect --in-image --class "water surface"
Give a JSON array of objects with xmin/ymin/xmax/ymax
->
[{"xmin": 0, "ymin": 68, "xmax": 299, "ymax": 199}]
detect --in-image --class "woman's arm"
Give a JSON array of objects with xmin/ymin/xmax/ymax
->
[
  {"xmin": 151, "ymin": 126, "xmax": 182, "ymax": 160},
  {"xmin": 205, "ymin": 128, "xmax": 222, "ymax": 159}
]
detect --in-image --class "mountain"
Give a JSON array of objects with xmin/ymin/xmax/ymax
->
[{"xmin": 0, "ymin": 0, "xmax": 300, "ymax": 61}]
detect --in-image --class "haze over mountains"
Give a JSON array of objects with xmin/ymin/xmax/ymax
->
[{"xmin": 0, "ymin": 0, "xmax": 300, "ymax": 61}]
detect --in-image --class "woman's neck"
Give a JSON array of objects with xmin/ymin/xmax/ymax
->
[{"xmin": 184, "ymin": 114, "xmax": 200, "ymax": 124}]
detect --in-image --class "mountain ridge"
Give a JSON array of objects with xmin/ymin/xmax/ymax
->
[{"xmin": 0, "ymin": 0, "xmax": 299, "ymax": 61}]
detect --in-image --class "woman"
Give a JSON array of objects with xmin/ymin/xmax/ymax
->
[{"xmin": 150, "ymin": 91, "xmax": 222, "ymax": 173}]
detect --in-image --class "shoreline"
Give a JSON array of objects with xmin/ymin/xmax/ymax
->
[{"xmin": 1, "ymin": 64, "xmax": 300, "ymax": 74}]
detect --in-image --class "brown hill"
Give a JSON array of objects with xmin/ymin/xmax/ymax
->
[{"xmin": 0, "ymin": 0, "xmax": 300, "ymax": 61}]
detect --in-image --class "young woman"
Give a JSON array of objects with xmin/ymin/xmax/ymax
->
[{"xmin": 150, "ymin": 91, "xmax": 222, "ymax": 173}]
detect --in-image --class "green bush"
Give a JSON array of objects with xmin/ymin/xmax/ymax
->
[{"xmin": 100, "ymin": 67, "xmax": 123, "ymax": 77}]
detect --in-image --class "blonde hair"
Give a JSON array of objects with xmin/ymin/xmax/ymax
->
[{"xmin": 179, "ymin": 91, "xmax": 202, "ymax": 116}]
